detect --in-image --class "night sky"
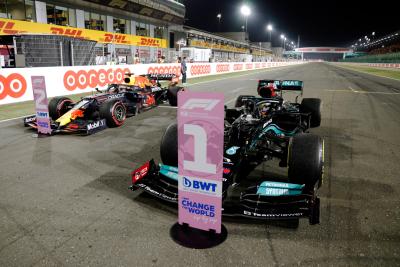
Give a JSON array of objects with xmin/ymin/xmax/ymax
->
[{"xmin": 184, "ymin": 0, "xmax": 399, "ymax": 47}]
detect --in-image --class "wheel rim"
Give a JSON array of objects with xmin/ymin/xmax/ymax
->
[{"xmin": 114, "ymin": 105, "xmax": 125, "ymax": 121}]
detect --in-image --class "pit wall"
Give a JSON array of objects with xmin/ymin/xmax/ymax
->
[{"xmin": 0, "ymin": 61, "xmax": 304, "ymax": 105}]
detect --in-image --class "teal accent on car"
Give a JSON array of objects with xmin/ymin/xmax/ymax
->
[
  {"xmin": 256, "ymin": 181, "xmax": 304, "ymax": 196},
  {"xmin": 226, "ymin": 146, "xmax": 240, "ymax": 155},
  {"xmin": 263, "ymin": 124, "xmax": 296, "ymax": 137},
  {"xmin": 159, "ymin": 169, "xmax": 179, "ymax": 181},
  {"xmin": 259, "ymin": 181, "xmax": 304, "ymax": 190},
  {"xmin": 250, "ymin": 123, "xmax": 296, "ymax": 150},
  {"xmin": 160, "ymin": 164, "xmax": 178, "ymax": 173},
  {"xmin": 159, "ymin": 164, "xmax": 179, "ymax": 181}
]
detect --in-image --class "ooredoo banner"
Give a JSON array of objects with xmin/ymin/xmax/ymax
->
[
  {"xmin": 177, "ymin": 91, "xmax": 224, "ymax": 233},
  {"xmin": 0, "ymin": 61, "xmax": 303, "ymax": 105}
]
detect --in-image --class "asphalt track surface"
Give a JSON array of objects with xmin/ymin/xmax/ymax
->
[{"xmin": 0, "ymin": 63, "xmax": 399, "ymax": 266}]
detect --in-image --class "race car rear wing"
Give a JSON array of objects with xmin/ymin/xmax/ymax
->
[{"xmin": 259, "ymin": 80, "xmax": 304, "ymax": 92}]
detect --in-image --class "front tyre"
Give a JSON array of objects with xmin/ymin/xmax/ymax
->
[
  {"xmin": 287, "ymin": 133, "xmax": 324, "ymax": 188},
  {"xmin": 160, "ymin": 122, "xmax": 178, "ymax": 166},
  {"xmin": 48, "ymin": 96, "xmax": 73, "ymax": 120},
  {"xmin": 167, "ymin": 86, "xmax": 184, "ymax": 107},
  {"xmin": 99, "ymin": 99, "xmax": 126, "ymax": 127}
]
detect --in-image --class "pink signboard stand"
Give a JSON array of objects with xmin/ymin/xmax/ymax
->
[
  {"xmin": 31, "ymin": 76, "xmax": 52, "ymax": 136},
  {"xmin": 170, "ymin": 90, "xmax": 227, "ymax": 249}
]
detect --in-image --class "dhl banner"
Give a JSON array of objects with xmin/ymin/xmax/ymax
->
[
  {"xmin": 0, "ymin": 18, "xmax": 167, "ymax": 48},
  {"xmin": 0, "ymin": 61, "xmax": 305, "ymax": 105}
]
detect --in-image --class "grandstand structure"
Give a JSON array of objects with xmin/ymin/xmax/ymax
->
[
  {"xmin": 344, "ymin": 30, "xmax": 400, "ymax": 63},
  {"xmin": 0, "ymin": 0, "xmax": 273, "ymax": 67}
]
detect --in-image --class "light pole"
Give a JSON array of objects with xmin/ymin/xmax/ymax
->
[
  {"xmin": 280, "ymin": 34, "xmax": 285, "ymax": 48},
  {"xmin": 284, "ymin": 37, "xmax": 287, "ymax": 50},
  {"xmin": 240, "ymin": 4, "xmax": 251, "ymax": 41},
  {"xmin": 217, "ymin": 13, "xmax": 222, "ymax": 31},
  {"xmin": 267, "ymin": 24, "xmax": 273, "ymax": 43}
]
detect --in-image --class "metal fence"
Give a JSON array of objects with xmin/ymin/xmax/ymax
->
[
  {"xmin": 15, "ymin": 35, "xmax": 96, "ymax": 67},
  {"xmin": 340, "ymin": 52, "xmax": 400, "ymax": 63}
]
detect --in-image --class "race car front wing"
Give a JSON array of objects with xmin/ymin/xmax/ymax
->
[
  {"xmin": 23, "ymin": 115, "xmax": 107, "ymax": 135},
  {"xmin": 130, "ymin": 160, "xmax": 320, "ymax": 224}
]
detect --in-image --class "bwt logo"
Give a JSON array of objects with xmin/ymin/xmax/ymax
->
[
  {"xmin": 181, "ymin": 98, "xmax": 220, "ymax": 111},
  {"xmin": 0, "ymin": 73, "xmax": 27, "ymax": 100},
  {"xmin": 183, "ymin": 177, "xmax": 217, "ymax": 193},
  {"xmin": 63, "ymin": 68, "xmax": 130, "ymax": 91}
]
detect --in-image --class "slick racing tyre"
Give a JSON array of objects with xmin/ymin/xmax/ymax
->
[
  {"xmin": 99, "ymin": 99, "xmax": 126, "ymax": 127},
  {"xmin": 160, "ymin": 122, "xmax": 178, "ymax": 166},
  {"xmin": 167, "ymin": 86, "xmax": 184, "ymax": 107},
  {"xmin": 287, "ymin": 134, "xmax": 324, "ymax": 188},
  {"xmin": 234, "ymin": 95, "xmax": 254, "ymax": 108},
  {"xmin": 300, "ymin": 98, "xmax": 322, "ymax": 128},
  {"xmin": 48, "ymin": 96, "xmax": 73, "ymax": 120}
]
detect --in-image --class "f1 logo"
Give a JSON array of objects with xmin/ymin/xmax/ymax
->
[{"xmin": 181, "ymin": 98, "xmax": 220, "ymax": 111}]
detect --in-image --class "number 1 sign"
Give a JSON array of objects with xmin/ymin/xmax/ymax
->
[{"xmin": 177, "ymin": 91, "xmax": 224, "ymax": 233}]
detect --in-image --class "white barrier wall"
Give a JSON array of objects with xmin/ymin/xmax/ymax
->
[
  {"xmin": 338, "ymin": 62, "xmax": 400, "ymax": 69},
  {"xmin": 0, "ymin": 61, "xmax": 304, "ymax": 105}
]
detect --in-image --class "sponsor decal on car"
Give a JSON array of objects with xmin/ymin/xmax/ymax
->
[
  {"xmin": 226, "ymin": 146, "xmax": 240, "ymax": 155},
  {"xmin": 107, "ymin": 93, "xmax": 125, "ymax": 99},
  {"xmin": 86, "ymin": 119, "xmax": 107, "ymax": 134},
  {"xmin": 132, "ymin": 161, "xmax": 150, "ymax": 183},
  {"xmin": 151, "ymin": 87, "xmax": 162, "ymax": 92},
  {"xmin": 243, "ymin": 210, "xmax": 303, "ymax": 218},
  {"xmin": 87, "ymin": 119, "xmax": 106, "ymax": 131},
  {"xmin": 24, "ymin": 115, "xmax": 36, "ymax": 123}
]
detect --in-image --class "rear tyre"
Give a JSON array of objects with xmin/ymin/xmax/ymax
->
[
  {"xmin": 287, "ymin": 134, "xmax": 324, "ymax": 188},
  {"xmin": 234, "ymin": 95, "xmax": 254, "ymax": 108},
  {"xmin": 99, "ymin": 99, "xmax": 126, "ymax": 127},
  {"xmin": 160, "ymin": 122, "xmax": 178, "ymax": 166},
  {"xmin": 48, "ymin": 96, "xmax": 73, "ymax": 120},
  {"xmin": 167, "ymin": 86, "xmax": 184, "ymax": 107},
  {"xmin": 300, "ymin": 98, "xmax": 321, "ymax": 128}
]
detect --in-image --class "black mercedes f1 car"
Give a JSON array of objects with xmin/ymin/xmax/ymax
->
[
  {"xmin": 130, "ymin": 80, "xmax": 324, "ymax": 226},
  {"xmin": 23, "ymin": 73, "xmax": 184, "ymax": 135}
]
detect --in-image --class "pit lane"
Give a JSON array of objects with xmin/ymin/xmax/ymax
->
[{"xmin": 0, "ymin": 63, "xmax": 399, "ymax": 266}]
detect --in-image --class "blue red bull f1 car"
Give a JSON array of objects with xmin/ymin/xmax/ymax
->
[{"xmin": 23, "ymin": 73, "xmax": 184, "ymax": 135}]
